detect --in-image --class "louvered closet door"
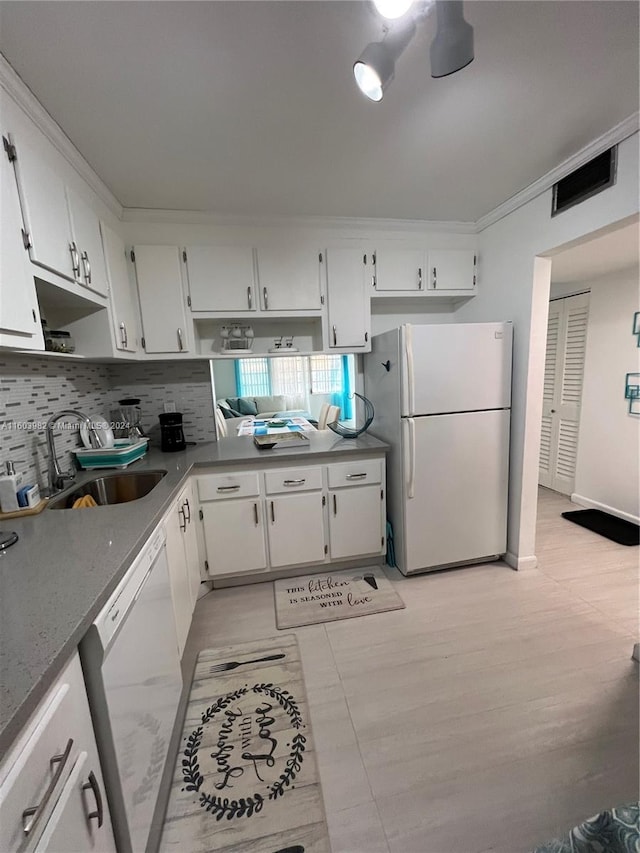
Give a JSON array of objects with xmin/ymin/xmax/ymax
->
[{"xmin": 539, "ymin": 293, "xmax": 590, "ymax": 494}]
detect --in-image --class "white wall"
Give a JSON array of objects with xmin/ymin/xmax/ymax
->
[
  {"xmin": 455, "ymin": 133, "xmax": 639, "ymax": 569},
  {"xmin": 211, "ymin": 359, "xmax": 237, "ymax": 400},
  {"xmin": 573, "ymin": 267, "xmax": 640, "ymax": 522}
]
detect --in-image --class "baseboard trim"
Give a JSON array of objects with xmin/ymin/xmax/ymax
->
[
  {"xmin": 505, "ymin": 552, "xmax": 538, "ymax": 571},
  {"xmin": 570, "ymin": 494, "xmax": 640, "ymax": 526}
]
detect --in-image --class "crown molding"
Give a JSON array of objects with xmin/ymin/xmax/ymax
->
[
  {"xmin": 121, "ymin": 207, "xmax": 477, "ymax": 234},
  {"xmin": 0, "ymin": 53, "xmax": 123, "ymax": 218},
  {"xmin": 476, "ymin": 113, "xmax": 640, "ymax": 232}
]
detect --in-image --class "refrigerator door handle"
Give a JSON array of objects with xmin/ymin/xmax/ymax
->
[
  {"xmin": 406, "ymin": 417, "xmax": 416, "ymax": 499},
  {"xmin": 405, "ymin": 324, "xmax": 415, "ymax": 416}
]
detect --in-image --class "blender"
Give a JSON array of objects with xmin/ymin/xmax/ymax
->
[{"xmin": 111, "ymin": 398, "xmax": 145, "ymax": 439}]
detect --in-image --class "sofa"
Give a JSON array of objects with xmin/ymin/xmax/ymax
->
[{"xmin": 217, "ymin": 395, "xmax": 296, "ymax": 419}]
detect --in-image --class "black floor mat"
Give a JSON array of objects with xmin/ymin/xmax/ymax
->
[{"xmin": 561, "ymin": 509, "xmax": 640, "ymax": 546}]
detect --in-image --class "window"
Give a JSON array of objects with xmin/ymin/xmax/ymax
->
[
  {"xmin": 235, "ymin": 358, "xmax": 270, "ymax": 397},
  {"xmin": 309, "ymin": 355, "xmax": 343, "ymax": 394},
  {"xmin": 231, "ymin": 354, "xmax": 355, "ymax": 421}
]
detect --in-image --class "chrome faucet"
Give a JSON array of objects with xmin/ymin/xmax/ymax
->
[{"xmin": 46, "ymin": 410, "xmax": 103, "ymax": 494}]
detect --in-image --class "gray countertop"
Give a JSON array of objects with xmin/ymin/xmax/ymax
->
[{"xmin": 0, "ymin": 431, "xmax": 387, "ymax": 760}]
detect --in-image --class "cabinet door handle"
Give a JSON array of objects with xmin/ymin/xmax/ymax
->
[
  {"xmin": 418, "ymin": 267, "xmax": 422, "ymax": 289},
  {"xmin": 432, "ymin": 266, "xmax": 437, "ymax": 288},
  {"xmin": 22, "ymin": 738, "xmax": 74, "ymax": 837},
  {"xmin": 177, "ymin": 328, "xmax": 184, "ymax": 351},
  {"xmin": 119, "ymin": 322, "xmax": 128, "ymax": 348},
  {"xmin": 270, "ymin": 500, "xmax": 275, "ymax": 523},
  {"xmin": 178, "ymin": 506, "xmax": 186, "ymax": 532},
  {"xmin": 69, "ymin": 241, "xmax": 80, "ymax": 277},
  {"xmin": 332, "ymin": 325, "xmax": 337, "ymax": 346},
  {"xmin": 82, "ymin": 771, "xmax": 104, "ymax": 828},
  {"xmin": 263, "ymin": 287, "xmax": 269, "ymax": 310},
  {"xmin": 217, "ymin": 484, "xmax": 240, "ymax": 492},
  {"xmin": 247, "ymin": 286, "xmax": 252, "ymax": 309},
  {"xmin": 346, "ymin": 472, "xmax": 367, "ymax": 480},
  {"xmin": 283, "ymin": 479, "xmax": 305, "ymax": 486},
  {"xmin": 253, "ymin": 502, "xmax": 259, "ymax": 525},
  {"xmin": 333, "ymin": 494, "xmax": 337, "ymax": 515},
  {"xmin": 81, "ymin": 250, "xmax": 92, "ymax": 284},
  {"xmin": 183, "ymin": 498, "xmax": 191, "ymax": 522}
]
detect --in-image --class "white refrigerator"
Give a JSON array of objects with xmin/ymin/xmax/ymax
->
[{"xmin": 364, "ymin": 322, "xmax": 512, "ymax": 575}]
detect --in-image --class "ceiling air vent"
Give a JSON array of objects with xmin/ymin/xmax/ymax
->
[{"xmin": 552, "ymin": 147, "xmax": 617, "ymax": 216}]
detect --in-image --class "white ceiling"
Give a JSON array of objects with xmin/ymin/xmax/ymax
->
[{"xmin": 0, "ymin": 1, "xmax": 638, "ymax": 221}]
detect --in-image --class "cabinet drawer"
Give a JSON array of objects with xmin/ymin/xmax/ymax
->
[
  {"xmin": 327, "ymin": 458, "xmax": 383, "ymax": 488},
  {"xmin": 198, "ymin": 472, "xmax": 260, "ymax": 501},
  {"xmin": 0, "ymin": 656, "xmax": 85, "ymax": 853},
  {"xmin": 264, "ymin": 466, "xmax": 323, "ymax": 494}
]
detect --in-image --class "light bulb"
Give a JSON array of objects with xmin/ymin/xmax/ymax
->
[
  {"xmin": 373, "ymin": 0, "xmax": 414, "ymax": 20},
  {"xmin": 353, "ymin": 61, "xmax": 384, "ymax": 101}
]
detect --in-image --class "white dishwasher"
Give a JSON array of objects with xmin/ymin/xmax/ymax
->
[{"xmin": 80, "ymin": 526, "xmax": 182, "ymax": 853}]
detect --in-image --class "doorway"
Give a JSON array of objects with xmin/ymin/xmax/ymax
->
[{"xmin": 538, "ymin": 292, "xmax": 590, "ymax": 495}]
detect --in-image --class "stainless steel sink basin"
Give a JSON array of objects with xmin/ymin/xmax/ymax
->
[{"xmin": 48, "ymin": 470, "xmax": 167, "ymax": 509}]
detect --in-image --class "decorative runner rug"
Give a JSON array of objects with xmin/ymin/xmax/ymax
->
[
  {"xmin": 160, "ymin": 634, "xmax": 330, "ymax": 853},
  {"xmin": 274, "ymin": 565, "xmax": 405, "ymax": 629}
]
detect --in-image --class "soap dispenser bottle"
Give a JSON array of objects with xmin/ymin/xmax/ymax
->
[{"xmin": 0, "ymin": 461, "xmax": 23, "ymax": 513}]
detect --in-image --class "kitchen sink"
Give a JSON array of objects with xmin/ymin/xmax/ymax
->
[{"xmin": 48, "ymin": 470, "xmax": 167, "ymax": 509}]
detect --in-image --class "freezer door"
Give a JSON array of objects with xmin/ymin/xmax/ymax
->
[
  {"xmin": 401, "ymin": 410, "xmax": 510, "ymax": 573},
  {"xmin": 401, "ymin": 323, "xmax": 512, "ymax": 416}
]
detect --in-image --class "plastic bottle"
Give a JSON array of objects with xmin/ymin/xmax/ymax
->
[{"xmin": 0, "ymin": 461, "xmax": 23, "ymax": 513}]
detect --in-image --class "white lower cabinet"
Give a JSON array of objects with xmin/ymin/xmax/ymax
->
[
  {"xmin": 164, "ymin": 480, "xmax": 201, "ymax": 657},
  {"xmin": 0, "ymin": 652, "xmax": 116, "ymax": 853},
  {"xmin": 197, "ymin": 454, "xmax": 385, "ymax": 581},
  {"xmin": 267, "ymin": 492, "xmax": 326, "ymax": 568},
  {"xmin": 201, "ymin": 498, "xmax": 268, "ymax": 576},
  {"xmin": 328, "ymin": 484, "xmax": 385, "ymax": 560}
]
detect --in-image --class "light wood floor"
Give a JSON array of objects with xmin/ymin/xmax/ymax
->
[{"xmin": 180, "ymin": 488, "xmax": 639, "ymax": 853}]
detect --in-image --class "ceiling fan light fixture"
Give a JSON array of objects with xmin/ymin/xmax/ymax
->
[
  {"xmin": 372, "ymin": 0, "xmax": 415, "ymax": 20},
  {"xmin": 429, "ymin": 0, "xmax": 474, "ymax": 78}
]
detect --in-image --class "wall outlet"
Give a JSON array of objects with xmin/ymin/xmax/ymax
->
[{"xmin": 164, "ymin": 401, "xmax": 176, "ymax": 413}]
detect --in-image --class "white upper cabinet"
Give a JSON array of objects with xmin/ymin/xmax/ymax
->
[
  {"xmin": 100, "ymin": 222, "xmax": 138, "ymax": 353},
  {"xmin": 373, "ymin": 248, "xmax": 426, "ymax": 293},
  {"xmin": 323, "ymin": 247, "xmax": 370, "ymax": 351},
  {"xmin": 184, "ymin": 245, "xmax": 323, "ymax": 314},
  {"xmin": 256, "ymin": 246, "xmax": 323, "ymax": 311},
  {"xmin": 185, "ymin": 245, "xmax": 256, "ymax": 312},
  {"xmin": 65, "ymin": 188, "xmax": 108, "ymax": 297},
  {"xmin": 8, "ymin": 129, "xmax": 109, "ymax": 299},
  {"xmin": 0, "ymin": 135, "xmax": 42, "ymax": 346},
  {"xmin": 132, "ymin": 245, "xmax": 190, "ymax": 354},
  {"xmin": 9, "ymin": 129, "xmax": 76, "ymax": 281},
  {"xmin": 428, "ymin": 249, "xmax": 477, "ymax": 291}
]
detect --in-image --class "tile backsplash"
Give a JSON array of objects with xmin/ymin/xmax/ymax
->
[
  {"xmin": 109, "ymin": 361, "xmax": 216, "ymax": 446},
  {"xmin": 0, "ymin": 355, "xmax": 112, "ymax": 490},
  {"xmin": 0, "ymin": 355, "xmax": 216, "ymax": 493}
]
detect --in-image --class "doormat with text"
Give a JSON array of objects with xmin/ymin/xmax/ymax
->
[
  {"xmin": 274, "ymin": 566, "xmax": 405, "ymax": 629},
  {"xmin": 160, "ymin": 634, "xmax": 329, "ymax": 853}
]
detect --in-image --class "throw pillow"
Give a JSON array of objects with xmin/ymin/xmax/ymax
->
[
  {"xmin": 226, "ymin": 397, "xmax": 242, "ymax": 412},
  {"xmin": 221, "ymin": 406, "xmax": 242, "ymax": 419},
  {"xmin": 237, "ymin": 398, "xmax": 258, "ymax": 416}
]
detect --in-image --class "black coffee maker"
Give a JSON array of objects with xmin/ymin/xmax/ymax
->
[{"xmin": 159, "ymin": 412, "xmax": 186, "ymax": 452}]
